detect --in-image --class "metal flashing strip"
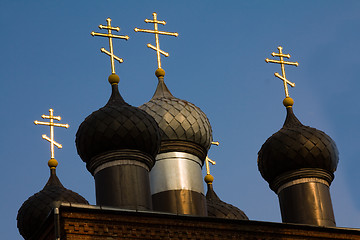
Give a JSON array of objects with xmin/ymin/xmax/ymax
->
[
  {"xmin": 156, "ymin": 152, "xmax": 203, "ymax": 166},
  {"xmin": 277, "ymin": 177, "xmax": 330, "ymax": 194},
  {"xmin": 59, "ymin": 202, "xmax": 171, "ymax": 216},
  {"xmin": 94, "ymin": 160, "xmax": 150, "ymax": 175},
  {"xmin": 150, "ymin": 152, "xmax": 204, "ymax": 194}
]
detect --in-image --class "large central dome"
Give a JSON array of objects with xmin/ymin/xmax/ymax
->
[{"xmin": 140, "ymin": 69, "xmax": 212, "ymax": 156}]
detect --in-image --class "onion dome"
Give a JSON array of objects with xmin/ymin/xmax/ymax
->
[
  {"xmin": 140, "ymin": 69, "xmax": 212, "ymax": 159},
  {"xmin": 17, "ymin": 160, "xmax": 88, "ymax": 240},
  {"xmin": 76, "ymin": 74, "xmax": 161, "ymax": 173},
  {"xmin": 204, "ymin": 174, "xmax": 248, "ymax": 220},
  {"xmin": 258, "ymin": 97, "xmax": 339, "ymax": 189}
]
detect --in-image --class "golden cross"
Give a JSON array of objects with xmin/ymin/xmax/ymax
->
[
  {"xmin": 91, "ymin": 18, "xmax": 129, "ymax": 74},
  {"xmin": 134, "ymin": 12, "xmax": 178, "ymax": 69},
  {"xmin": 205, "ymin": 141, "xmax": 220, "ymax": 175},
  {"xmin": 34, "ymin": 109, "xmax": 69, "ymax": 160},
  {"xmin": 265, "ymin": 46, "xmax": 299, "ymax": 97}
]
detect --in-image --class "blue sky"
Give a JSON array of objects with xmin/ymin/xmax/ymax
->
[{"xmin": 1, "ymin": 1, "xmax": 360, "ymax": 238}]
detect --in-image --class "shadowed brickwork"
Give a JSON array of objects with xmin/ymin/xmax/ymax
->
[{"xmin": 34, "ymin": 204, "xmax": 360, "ymax": 240}]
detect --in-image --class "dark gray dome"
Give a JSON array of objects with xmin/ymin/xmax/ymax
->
[
  {"xmin": 76, "ymin": 83, "xmax": 161, "ymax": 167},
  {"xmin": 205, "ymin": 176, "xmax": 248, "ymax": 220},
  {"xmin": 17, "ymin": 169, "xmax": 88, "ymax": 240},
  {"xmin": 258, "ymin": 107, "xmax": 339, "ymax": 185},
  {"xmin": 140, "ymin": 74, "xmax": 212, "ymax": 154}
]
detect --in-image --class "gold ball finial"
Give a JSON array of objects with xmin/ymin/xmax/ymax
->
[
  {"xmin": 204, "ymin": 174, "xmax": 214, "ymax": 184},
  {"xmin": 108, "ymin": 73, "xmax": 120, "ymax": 85},
  {"xmin": 283, "ymin": 97, "xmax": 294, "ymax": 108},
  {"xmin": 48, "ymin": 158, "xmax": 58, "ymax": 169},
  {"xmin": 155, "ymin": 68, "xmax": 165, "ymax": 78}
]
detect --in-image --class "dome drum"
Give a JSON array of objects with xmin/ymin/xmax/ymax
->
[
  {"xmin": 150, "ymin": 151, "xmax": 207, "ymax": 215},
  {"xmin": 159, "ymin": 140, "xmax": 208, "ymax": 163},
  {"xmin": 152, "ymin": 189, "xmax": 207, "ymax": 216},
  {"xmin": 86, "ymin": 150, "xmax": 155, "ymax": 176},
  {"xmin": 88, "ymin": 150, "xmax": 154, "ymax": 209},
  {"xmin": 270, "ymin": 168, "xmax": 334, "ymax": 193},
  {"xmin": 278, "ymin": 174, "xmax": 336, "ymax": 226},
  {"xmin": 150, "ymin": 152, "xmax": 204, "ymax": 195},
  {"xmin": 94, "ymin": 162, "xmax": 152, "ymax": 210}
]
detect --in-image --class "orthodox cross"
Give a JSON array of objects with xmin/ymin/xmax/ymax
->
[
  {"xmin": 265, "ymin": 46, "xmax": 299, "ymax": 97},
  {"xmin": 34, "ymin": 109, "xmax": 69, "ymax": 159},
  {"xmin": 205, "ymin": 141, "xmax": 220, "ymax": 175},
  {"xmin": 134, "ymin": 12, "xmax": 178, "ymax": 69},
  {"xmin": 91, "ymin": 18, "xmax": 129, "ymax": 74}
]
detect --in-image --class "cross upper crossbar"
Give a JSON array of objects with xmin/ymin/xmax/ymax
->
[
  {"xmin": 265, "ymin": 46, "xmax": 299, "ymax": 97},
  {"xmin": 134, "ymin": 12, "xmax": 178, "ymax": 69},
  {"xmin": 34, "ymin": 109, "xmax": 69, "ymax": 160},
  {"xmin": 91, "ymin": 18, "xmax": 129, "ymax": 74}
]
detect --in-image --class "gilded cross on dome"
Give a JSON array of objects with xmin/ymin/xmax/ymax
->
[
  {"xmin": 91, "ymin": 18, "xmax": 129, "ymax": 74},
  {"xmin": 265, "ymin": 46, "xmax": 299, "ymax": 97},
  {"xmin": 34, "ymin": 109, "xmax": 69, "ymax": 161},
  {"xmin": 134, "ymin": 12, "xmax": 178, "ymax": 69},
  {"xmin": 205, "ymin": 142, "xmax": 219, "ymax": 175}
]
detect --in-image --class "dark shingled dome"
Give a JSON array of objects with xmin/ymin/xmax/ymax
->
[
  {"xmin": 76, "ymin": 83, "xmax": 161, "ymax": 164},
  {"xmin": 258, "ymin": 107, "xmax": 339, "ymax": 184},
  {"xmin": 140, "ymin": 75, "xmax": 212, "ymax": 152},
  {"xmin": 206, "ymin": 181, "xmax": 248, "ymax": 220},
  {"xmin": 17, "ymin": 169, "xmax": 88, "ymax": 239}
]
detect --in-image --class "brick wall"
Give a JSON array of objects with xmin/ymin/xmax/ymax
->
[{"xmin": 38, "ymin": 204, "xmax": 360, "ymax": 240}]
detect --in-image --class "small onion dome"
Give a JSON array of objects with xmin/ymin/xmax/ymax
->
[
  {"xmin": 205, "ymin": 174, "xmax": 248, "ymax": 220},
  {"xmin": 258, "ymin": 98, "xmax": 339, "ymax": 188},
  {"xmin": 17, "ymin": 166, "xmax": 88, "ymax": 239},
  {"xmin": 76, "ymin": 74, "xmax": 161, "ymax": 172},
  {"xmin": 140, "ymin": 69, "xmax": 212, "ymax": 159}
]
